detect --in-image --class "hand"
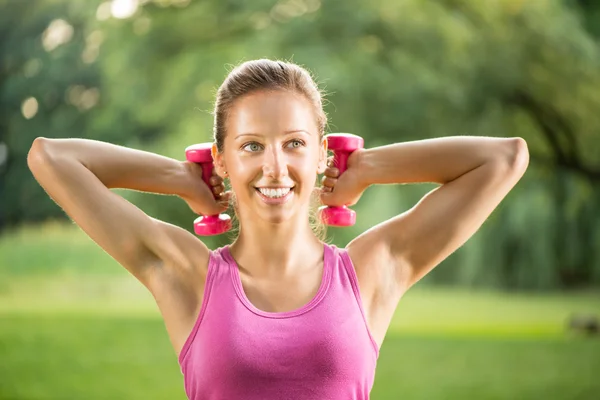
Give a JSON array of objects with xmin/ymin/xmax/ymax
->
[
  {"xmin": 181, "ymin": 161, "xmax": 231, "ymax": 216},
  {"xmin": 319, "ymin": 149, "xmax": 369, "ymax": 207}
]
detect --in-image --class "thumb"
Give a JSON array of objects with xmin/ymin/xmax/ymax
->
[{"xmin": 204, "ymin": 191, "xmax": 230, "ymax": 215}]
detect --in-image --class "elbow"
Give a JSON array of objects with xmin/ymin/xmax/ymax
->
[
  {"xmin": 508, "ymin": 137, "xmax": 529, "ymax": 173},
  {"xmin": 27, "ymin": 137, "xmax": 51, "ymax": 172},
  {"xmin": 492, "ymin": 137, "xmax": 529, "ymax": 175},
  {"xmin": 28, "ymin": 137, "xmax": 66, "ymax": 177}
]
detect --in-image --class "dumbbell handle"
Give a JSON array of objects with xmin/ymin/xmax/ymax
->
[
  {"xmin": 327, "ymin": 133, "xmax": 363, "ymax": 173},
  {"xmin": 199, "ymin": 159, "xmax": 215, "ymax": 188},
  {"xmin": 319, "ymin": 133, "xmax": 364, "ymax": 227},
  {"xmin": 332, "ymin": 149, "xmax": 350, "ymax": 175},
  {"xmin": 185, "ymin": 143, "xmax": 231, "ymax": 236},
  {"xmin": 185, "ymin": 144, "xmax": 215, "ymax": 184}
]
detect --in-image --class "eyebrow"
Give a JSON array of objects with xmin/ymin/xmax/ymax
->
[{"xmin": 234, "ymin": 130, "xmax": 311, "ymax": 139}]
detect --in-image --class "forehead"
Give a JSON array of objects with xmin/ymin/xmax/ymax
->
[{"xmin": 226, "ymin": 90, "xmax": 318, "ymax": 138}]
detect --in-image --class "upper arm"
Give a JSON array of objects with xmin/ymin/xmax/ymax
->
[
  {"xmin": 27, "ymin": 138, "xmax": 209, "ymax": 288},
  {"xmin": 348, "ymin": 138, "xmax": 529, "ymax": 296}
]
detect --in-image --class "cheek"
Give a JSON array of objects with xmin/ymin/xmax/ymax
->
[
  {"xmin": 299, "ymin": 169, "xmax": 320, "ymax": 190},
  {"xmin": 229, "ymin": 174, "xmax": 253, "ymax": 194},
  {"xmin": 226, "ymin": 165, "xmax": 251, "ymax": 192}
]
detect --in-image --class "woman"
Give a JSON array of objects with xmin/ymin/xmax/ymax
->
[{"xmin": 27, "ymin": 59, "xmax": 529, "ymax": 399}]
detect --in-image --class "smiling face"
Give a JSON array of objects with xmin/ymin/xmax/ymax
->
[{"xmin": 213, "ymin": 89, "xmax": 327, "ymax": 225}]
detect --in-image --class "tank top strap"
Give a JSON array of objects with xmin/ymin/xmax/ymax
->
[
  {"xmin": 326, "ymin": 243, "xmax": 380, "ymax": 357},
  {"xmin": 178, "ymin": 246, "xmax": 230, "ymax": 365},
  {"xmin": 221, "ymin": 243, "xmax": 334, "ymax": 319}
]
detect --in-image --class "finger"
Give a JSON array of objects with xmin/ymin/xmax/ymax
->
[
  {"xmin": 209, "ymin": 175, "xmax": 223, "ymax": 186},
  {"xmin": 326, "ymin": 155, "xmax": 334, "ymax": 167},
  {"xmin": 321, "ymin": 185, "xmax": 333, "ymax": 193},
  {"xmin": 217, "ymin": 190, "xmax": 232, "ymax": 205},
  {"xmin": 321, "ymin": 175, "xmax": 337, "ymax": 188},
  {"xmin": 212, "ymin": 183, "xmax": 225, "ymax": 196},
  {"xmin": 323, "ymin": 166, "xmax": 339, "ymax": 178}
]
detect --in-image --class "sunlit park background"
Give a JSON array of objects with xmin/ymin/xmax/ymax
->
[{"xmin": 1, "ymin": 0, "xmax": 600, "ymax": 398}]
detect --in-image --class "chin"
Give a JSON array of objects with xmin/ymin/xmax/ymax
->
[{"xmin": 258, "ymin": 211, "xmax": 293, "ymax": 225}]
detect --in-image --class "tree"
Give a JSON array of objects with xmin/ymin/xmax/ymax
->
[{"xmin": 3, "ymin": 0, "xmax": 599, "ymax": 288}]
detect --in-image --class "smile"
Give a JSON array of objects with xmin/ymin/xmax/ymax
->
[{"xmin": 254, "ymin": 187, "xmax": 295, "ymax": 205}]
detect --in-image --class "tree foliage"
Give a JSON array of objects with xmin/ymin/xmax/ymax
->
[{"xmin": 2, "ymin": 0, "xmax": 599, "ymax": 289}]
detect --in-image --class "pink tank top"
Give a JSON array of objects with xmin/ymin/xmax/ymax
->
[{"xmin": 178, "ymin": 243, "xmax": 380, "ymax": 399}]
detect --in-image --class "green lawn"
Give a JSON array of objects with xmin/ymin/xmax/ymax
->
[
  {"xmin": 1, "ymin": 310, "xmax": 598, "ymax": 400},
  {"xmin": 1, "ymin": 223, "xmax": 599, "ymax": 399}
]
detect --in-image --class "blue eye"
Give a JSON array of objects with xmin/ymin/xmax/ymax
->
[
  {"xmin": 242, "ymin": 140, "xmax": 304, "ymax": 152},
  {"xmin": 242, "ymin": 142, "xmax": 262, "ymax": 152},
  {"xmin": 287, "ymin": 140, "xmax": 304, "ymax": 148}
]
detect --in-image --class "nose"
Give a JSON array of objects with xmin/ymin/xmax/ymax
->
[{"xmin": 263, "ymin": 145, "xmax": 288, "ymax": 179}]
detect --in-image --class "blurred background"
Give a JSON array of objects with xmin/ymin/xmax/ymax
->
[{"xmin": 1, "ymin": 0, "xmax": 599, "ymax": 398}]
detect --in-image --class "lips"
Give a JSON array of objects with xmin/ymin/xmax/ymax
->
[
  {"xmin": 256, "ymin": 187, "xmax": 293, "ymax": 198},
  {"xmin": 254, "ymin": 187, "xmax": 295, "ymax": 204}
]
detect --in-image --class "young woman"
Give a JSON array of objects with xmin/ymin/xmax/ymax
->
[{"xmin": 27, "ymin": 59, "xmax": 529, "ymax": 399}]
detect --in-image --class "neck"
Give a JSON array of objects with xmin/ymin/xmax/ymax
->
[{"xmin": 230, "ymin": 222, "xmax": 323, "ymax": 279}]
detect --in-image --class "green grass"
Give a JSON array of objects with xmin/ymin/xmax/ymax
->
[
  {"xmin": 1, "ymin": 276, "xmax": 599, "ymax": 400},
  {"xmin": 0, "ymin": 314, "xmax": 185, "ymax": 400},
  {"xmin": 0, "ymin": 221, "xmax": 123, "ymax": 279},
  {"xmin": 373, "ymin": 335, "xmax": 600, "ymax": 400},
  {"xmin": 1, "ymin": 223, "xmax": 600, "ymax": 399},
  {"xmin": 1, "ymin": 311, "xmax": 599, "ymax": 400}
]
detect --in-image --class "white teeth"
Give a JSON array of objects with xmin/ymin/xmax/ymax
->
[{"xmin": 258, "ymin": 187, "xmax": 291, "ymax": 198}]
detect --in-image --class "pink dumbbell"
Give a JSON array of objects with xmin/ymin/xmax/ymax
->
[
  {"xmin": 318, "ymin": 133, "xmax": 364, "ymax": 227},
  {"xmin": 185, "ymin": 143, "xmax": 232, "ymax": 236}
]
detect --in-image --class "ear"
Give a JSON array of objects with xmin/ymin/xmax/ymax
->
[
  {"xmin": 317, "ymin": 136, "xmax": 328, "ymax": 175},
  {"xmin": 211, "ymin": 143, "xmax": 228, "ymax": 178}
]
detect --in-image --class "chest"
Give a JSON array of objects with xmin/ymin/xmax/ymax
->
[
  {"xmin": 238, "ymin": 270, "xmax": 323, "ymax": 314},
  {"xmin": 190, "ymin": 303, "xmax": 376, "ymax": 383},
  {"xmin": 238, "ymin": 260, "xmax": 396, "ymax": 350}
]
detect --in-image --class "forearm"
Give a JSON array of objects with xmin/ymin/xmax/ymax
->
[
  {"xmin": 358, "ymin": 136, "xmax": 526, "ymax": 186},
  {"xmin": 30, "ymin": 137, "xmax": 192, "ymax": 197}
]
